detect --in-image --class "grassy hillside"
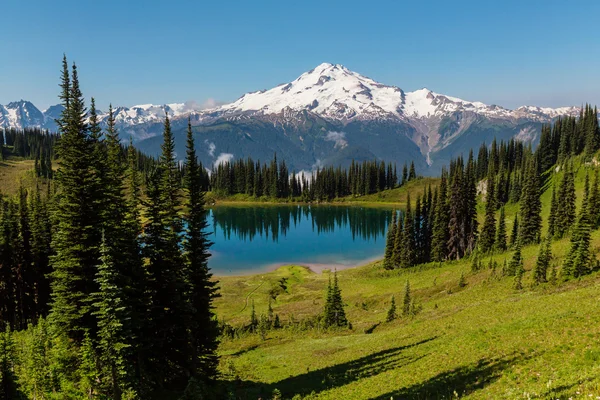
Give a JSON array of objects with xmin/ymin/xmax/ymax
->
[
  {"xmin": 216, "ymin": 236, "xmax": 600, "ymax": 399},
  {"xmin": 214, "ymin": 157, "xmax": 600, "ymax": 399},
  {"xmin": 0, "ymin": 157, "xmax": 38, "ymax": 195}
]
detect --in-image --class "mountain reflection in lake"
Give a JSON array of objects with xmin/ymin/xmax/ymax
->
[{"xmin": 207, "ymin": 205, "xmax": 394, "ymax": 275}]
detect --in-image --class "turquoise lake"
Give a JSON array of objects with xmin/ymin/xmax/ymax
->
[{"xmin": 207, "ymin": 205, "xmax": 394, "ymax": 275}]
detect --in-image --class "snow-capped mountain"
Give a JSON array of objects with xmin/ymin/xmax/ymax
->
[
  {"xmin": 0, "ymin": 63, "xmax": 587, "ymax": 172},
  {"xmin": 213, "ymin": 63, "xmax": 579, "ymax": 121},
  {"xmin": 0, "ymin": 101, "xmax": 45, "ymax": 130}
]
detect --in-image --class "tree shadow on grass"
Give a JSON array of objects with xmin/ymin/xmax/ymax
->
[
  {"xmin": 231, "ymin": 336, "xmax": 438, "ymax": 399},
  {"xmin": 367, "ymin": 352, "xmax": 531, "ymax": 400}
]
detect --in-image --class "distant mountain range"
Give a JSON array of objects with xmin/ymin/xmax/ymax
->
[{"xmin": 0, "ymin": 63, "xmax": 586, "ymax": 173}]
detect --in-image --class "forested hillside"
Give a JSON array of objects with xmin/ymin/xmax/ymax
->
[{"xmin": 0, "ymin": 54, "xmax": 599, "ymax": 399}]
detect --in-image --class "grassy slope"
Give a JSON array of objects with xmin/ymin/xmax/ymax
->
[
  {"xmin": 0, "ymin": 157, "xmax": 37, "ymax": 195},
  {"xmin": 215, "ymin": 158, "xmax": 600, "ymax": 399},
  {"xmin": 3, "ymin": 155, "xmax": 599, "ymax": 398}
]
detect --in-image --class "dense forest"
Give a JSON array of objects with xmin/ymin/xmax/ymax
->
[
  {"xmin": 0, "ymin": 54, "xmax": 599, "ymax": 399},
  {"xmin": 0, "ymin": 57, "xmax": 219, "ymax": 399},
  {"xmin": 383, "ymin": 105, "xmax": 600, "ymax": 275}
]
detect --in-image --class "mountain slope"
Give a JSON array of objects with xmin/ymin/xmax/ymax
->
[{"xmin": 0, "ymin": 63, "xmax": 586, "ymax": 172}]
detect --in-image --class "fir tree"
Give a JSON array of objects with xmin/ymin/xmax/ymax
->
[
  {"xmin": 382, "ymin": 211, "xmax": 397, "ymax": 270},
  {"xmin": 400, "ymin": 193, "xmax": 415, "ymax": 268},
  {"xmin": 518, "ymin": 158, "xmax": 542, "ymax": 245},
  {"xmin": 386, "ymin": 296, "xmax": 397, "ymax": 322},
  {"xmin": 510, "ymin": 214, "xmax": 519, "ymax": 247},
  {"xmin": 563, "ymin": 181, "xmax": 593, "ymax": 279},
  {"xmin": 589, "ymin": 171, "xmax": 600, "ymax": 229},
  {"xmin": 547, "ymin": 183, "xmax": 558, "ymax": 238},
  {"xmin": 506, "ymin": 241, "xmax": 522, "ymax": 277},
  {"xmin": 431, "ymin": 169, "xmax": 449, "ymax": 261},
  {"xmin": 555, "ymin": 163, "xmax": 576, "ymax": 238},
  {"xmin": 408, "ymin": 162, "xmax": 416, "ymax": 181},
  {"xmin": 92, "ymin": 234, "xmax": 132, "ymax": 400},
  {"xmin": 182, "ymin": 119, "xmax": 219, "ymax": 380},
  {"xmin": 402, "ymin": 280, "xmax": 411, "ymax": 317},
  {"xmin": 495, "ymin": 207, "xmax": 507, "ymax": 252},
  {"xmin": 533, "ymin": 236, "xmax": 552, "ymax": 284},
  {"xmin": 323, "ymin": 271, "xmax": 348, "ymax": 327},
  {"xmin": 513, "ymin": 260, "xmax": 524, "ymax": 290},
  {"xmin": 49, "ymin": 60, "xmax": 98, "ymax": 340},
  {"xmin": 479, "ymin": 175, "xmax": 497, "ymax": 253}
]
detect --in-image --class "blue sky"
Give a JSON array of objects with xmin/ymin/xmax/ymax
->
[{"xmin": 1, "ymin": 0, "xmax": 599, "ymax": 110}]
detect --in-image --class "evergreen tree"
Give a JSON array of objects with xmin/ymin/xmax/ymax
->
[
  {"xmin": 495, "ymin": 207, "xmax": 507, "ymax": 252},
  {"xmin": 547, "ymin": 183, "xmax": 558, "ymax": 238},
  {"xmin": 447, "ymin": 162, "xmax": 465, "ymax": 260},
  {"xmin": 533, "ymin": 236, "xmax": 552, "ymax": 284},
  {"xmin": 555, "ymin": 163, "xmax": 576, "ymax": 238},
  {"xmin": 49, "ymin": 60, "xmax": 98, "ymax": 340},
  {"xmin": 386, "ymin": 296, "xmax": 397, "ymax": 322},
  {"xmin": 382, "ymin": 211, "xmax": 397, "ymax": 270},
  {"xmin": 323, "ymin": 271, "xmax": 347, "ymax": 327},
  {"xmin": 513, "ymin": 260, "xmax": 524, "ymax": 290},
  {"xmin": 479, "ymin": 175, "xmax": 497, "ymax": 253},
  {"xmin": 506, "ymin": 241, "xmax": 522, "ymax": 277},
  {"xmin": 142, "ymin": 117, "xmax": 191, "ymax": 386},
  {"xmin": 182, "ymin": 119, "xmax": 219, "ymax": 380},
  {"xmin": 518, "ymin": 158, "xmax": 542, "ymax": 245},
  {"xmin": 589, "ymin": 171, "xmax": 600, "ymax": 229},
  {"xmin": 510, "ymin": 214, "xmax": 519, "ymax": 247},
  {"xmin": 400, "ymin": 193, "xmax": 415, "ymax": 268},
  {"xmin": 431, "ymin": 169, "xmax": 449, "ymax": 261},
  {"xmin": 563, "ymin": 181, "xmax": 593, "ymax": 279},
  {"xmin": 408, "ymin": 162, "xmax": 416, "ymax": 181},
  {"xmin": 92, "ymin": 234, "xmax": 133, "ymax": 400},
  {"xmin": 402, "ymin": 280, "xmax": 411, "ymax": 317}
]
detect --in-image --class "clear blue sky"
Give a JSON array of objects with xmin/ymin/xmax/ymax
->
[{"xmin": 1, "ymin": 0, "xmax": 599, "ymax": 111}]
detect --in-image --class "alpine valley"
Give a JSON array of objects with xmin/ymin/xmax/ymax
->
[{"xmin": 0, "ymin": 63, "xmax": 583, "ymax": 173}]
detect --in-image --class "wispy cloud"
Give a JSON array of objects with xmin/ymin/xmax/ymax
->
[
  {"xmin": 214, "ymin": 153, "xmax": 234, "ymax": 167},
  {"xmin": 325, "ymin": 131, "xmax": 348, "ymax": 149},
  {"xmin": 181, "ymin": 98, "xmax": 225, "ymax": 112},
  {"xmin": 205, "ymin": 140, "xmax": 216, "ymax": 157}
]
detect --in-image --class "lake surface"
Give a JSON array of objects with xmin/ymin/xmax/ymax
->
[{"xmin": 207, "ymin": 205, "xmax": 394, "ymax": 275}]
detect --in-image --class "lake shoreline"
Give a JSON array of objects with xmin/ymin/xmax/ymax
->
[{"xmin": 212, "ymin": 255, "xmax": 383, "ymax": 277}]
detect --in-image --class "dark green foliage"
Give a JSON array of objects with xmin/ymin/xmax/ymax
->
[
  {"xmin": 518, "ymin": 158, "xmax": 541, "ymax": 245},
  {"xmin": 383, "ymin": 211, "xmax": 397, "ymax": 270},
  {"xmin": 92, "ymin": 234, "xmax": 134, "ymax": 399},
  {"xmin": 589, "ymin": 171, "xmax": 600, "ymax": 229},
  {"xmin": 547, "ymin": 183, "xmax": 558, "ymax": 238},
  {"xmin": 563, "ymin": 179, "xmax": 593, "ymax": 279},
  {"xmin": 386, "ymin": 296, "xmax": 397, "ymax": 322},
  {"xmin": 431, "ymin": 169, "xmax": 449, "ymax": 262},
  {"xmin": 506, "ymin": 241, "xmax": 523, "ymax": 277},
  {"xmin": 323, "ymin": 271, "xmax": 348, "ymax": 328},
  {"xmin": 49, "ymin": 61, "xmax": 101, "ymax": 340},
  {"xmin": 211, "ymin": 155, "xmax": 400, "ymax": 201},
  {"xmin": 409, "ymin": 161, "xmax": 416, "ymax": 181},
  {"xmin": 513, "ymin": 260, "xmax": 524, "ymax": 290},
  {"xmin": 402, "ymin": 280, "xmax": 411, "ymax": 316},
  {"xmin": 533, "ymin": 236, "xmax": 552, "ymax": 284},
  {"xmin": 0, "ymin": 327, "xmax": 23, "ymax": 400},
  {"xmin": 399, "ymin": 194, "xmax": 416, "ymax": 268},
  {"xmin": 510, "ymin": 214, "xmax": 519, "ymax": 247},
  {"xmin": 183, "ymin": 119, "xmax": 219, "ymax": 380},
  {"xmin": 495, "ymin": 207, "xmax": 507, "ymax": 252},
  {"xmin": 554, "ymin": 163, "xmax": 576, "ymax": 238},
  {"xmin": 479, "ymin": 176, "xmax": 497, "ymax": 253}
]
